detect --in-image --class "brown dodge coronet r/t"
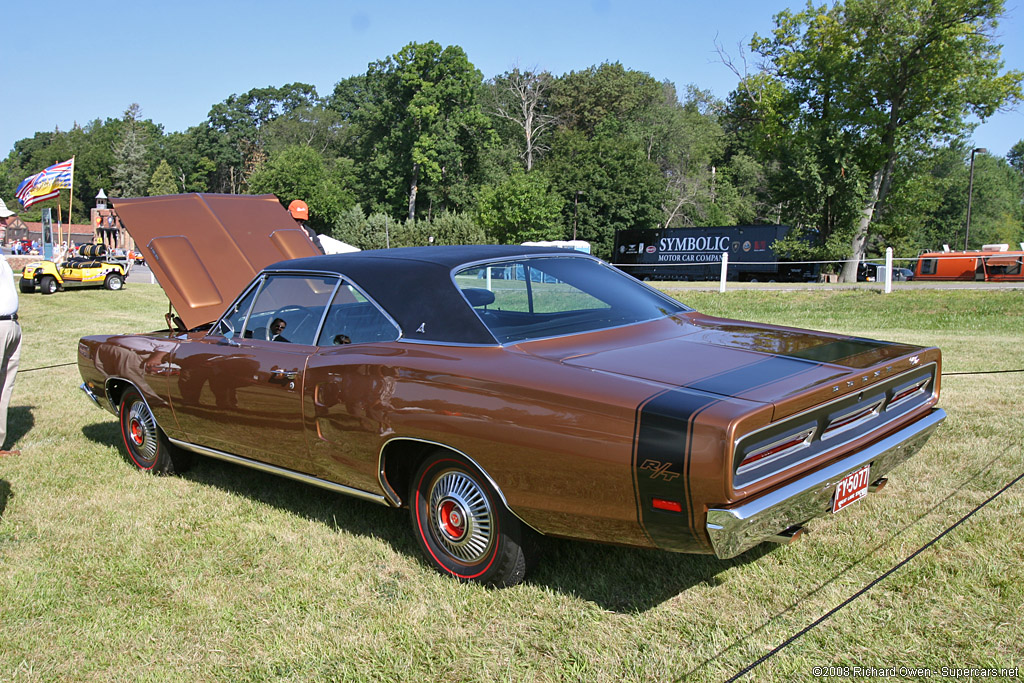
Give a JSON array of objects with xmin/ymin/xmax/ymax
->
[{"xmin": 78, "ymin": 194, "xmax": 944, "ymax": 587}]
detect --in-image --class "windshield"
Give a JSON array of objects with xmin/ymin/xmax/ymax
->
[{"xmin": 454, "ymin": 256, "xmax": 690, "ymax": 344}]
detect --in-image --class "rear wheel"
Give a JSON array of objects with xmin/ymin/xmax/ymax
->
[
  {"xmin": 118, "ymin": 388, "xmax": 192, "ymax": 475},
  {"xmin": 18, "ymin": 278, "xmax": 34, "ymax": 294},
  {"xmin": 410, "ymin": 451, "xmax": 536, "ymax": 587},
  {"xmin": 40, "ymin": 275, "xmax": 58, "ymax": 295},
  {"xmin": 104, "ymin": 273, "xmax": 124, "ymax": 290}
]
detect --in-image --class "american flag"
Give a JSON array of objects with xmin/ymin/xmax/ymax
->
[{"xmin": 15, "ymin": 158, "xmax": 74, "ymax": 209}]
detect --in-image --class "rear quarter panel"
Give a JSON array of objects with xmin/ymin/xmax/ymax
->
[{"xmin": 303, "ymin": 342, "xmax": 706, "ymax": 549}]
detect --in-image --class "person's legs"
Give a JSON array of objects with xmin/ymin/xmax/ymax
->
[{"xmin": 0, "ymin": 321, "xmax": 22, "ymax": 450}]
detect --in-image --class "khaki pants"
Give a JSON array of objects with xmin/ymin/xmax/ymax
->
[{"xmin": 0, "ymin": 320, "xmax": 21, "ymax": 448}]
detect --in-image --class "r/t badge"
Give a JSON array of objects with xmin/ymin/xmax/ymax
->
[{"xmin": 640, "ymin": 459, "xmax": 680, "ymax": 482}]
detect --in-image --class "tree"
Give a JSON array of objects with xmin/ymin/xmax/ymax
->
[
  {"xmin": 485, "ymin": 68, "xmax": 558, "ymax": 171},
  {"xmin": 1008, "ymin": 140, "xmax": 1024, "ymax": 175},
  {"xmin": 866, "ymin": 145, "xmax": 1024, "ymax": 254},
  {"xmin": 752, "ymin": 0, "xmax": 1023, "ymax": 280},
  {"xmin": 158, "ymin": 129, "xmax": 217, "ymax": 193},
  {"xmin": 203, "ymin": 83, "xmax": 321, "ymax": 192},
  {"xmin": 353, "ymin": 42, "xmax": 493, "ymax": 220},
  {"xmin": 540, "ymin": 127, "xmax": 667, "ymax": 258},
  {"xmin": 112, "ymin": 104, "xmax": 151, "ymax": 198},
  {"xmin": 550, "ymin": 62, "xmax": 664, "ymax": 141},
  {"xmin": 476, "ymin": 170, "xmax": 564, "ymax": 243},
  {"xmin": 247, "ymin": 145, "xmax": 357, "ymax": 232},
  {"xmin": 148, "ymin": 160, "xmax": 178, "ymax": 196}
]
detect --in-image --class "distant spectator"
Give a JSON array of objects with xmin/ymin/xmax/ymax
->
[{"xmin": 288, "ymin": 200, "xmax": 326, "ymax": 255}]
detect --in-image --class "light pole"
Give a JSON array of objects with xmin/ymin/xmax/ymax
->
[
  {"xmin": 572, "ymin": 190, "xmax": 583, "ymax": 241},
  {"xmin": 964, "ymin": 147, "xmax": 987, "ymax": 251}
]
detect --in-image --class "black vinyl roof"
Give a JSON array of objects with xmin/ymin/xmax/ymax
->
[{"xmin": 265, "ymin": 245, "xmax": 592, "ymax": 345}]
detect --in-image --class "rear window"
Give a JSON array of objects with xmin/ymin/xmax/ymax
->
[{"xmin": 454, "ymin": 257, "xmax": 688, "ymax": 344}]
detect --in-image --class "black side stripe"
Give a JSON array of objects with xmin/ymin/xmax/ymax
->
[{"xmin": 632, "ymin": 388, "xmax": 720, "ymax": 553}]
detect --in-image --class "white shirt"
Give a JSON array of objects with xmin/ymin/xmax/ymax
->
[{"xmin": 0, "ymin": 256, "xmax": 19, "ymax": 316}]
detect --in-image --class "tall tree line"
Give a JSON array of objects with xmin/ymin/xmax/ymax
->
[{"xmin": 2, "ymin": 2, "xmax": 1021, "ymax": 275}]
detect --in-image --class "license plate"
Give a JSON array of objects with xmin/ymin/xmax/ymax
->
[{"xmin": 832, "ymin": 465, "xmax": 870, "ymax": 513}]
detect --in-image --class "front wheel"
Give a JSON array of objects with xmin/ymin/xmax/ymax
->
[
  {"xmin": 18, "ymin": 278, "xmax": 34, "ymax": 294},
  {"xmin": 40, "ymin": 275, "xmax": 58, "ymax": 295},
  {"xmin": 410, "ymin": 452, "xmax": 536, "ymax": 587},
  {"xmin": 104, "ymin": 273, "xmax": 124, "ymax": 290},
  {"xmin": 118, "ymin": 388, "xmax": 192, "ymax": 475}
]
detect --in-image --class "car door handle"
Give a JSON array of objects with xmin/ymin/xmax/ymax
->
[{"xmin": 270, "ymin": 369, "xmax": 298, "ymax": 381}]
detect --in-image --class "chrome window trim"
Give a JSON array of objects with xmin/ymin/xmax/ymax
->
[
  {"xmin": 311, "ymin": 277, "xmax": 344, "ymax": 344},
  {"xmin": 210, "ymin": 268, "xmax": 403, "ymax": 345},
  {"xmin": 209, "ymin": 274, "xmax": 265, "ymax": 338},
  {"xmin": 263, "ymin": 267, "xmax": 404, "ymax": 345},
  {"xmin": 392, "ymin": 338, "xmax": 502, "ymax": 348}
]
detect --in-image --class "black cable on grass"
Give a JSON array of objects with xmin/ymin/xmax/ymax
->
[
  {"xmin": 944, "ymin": 368, "xmax": 1024, "ymax": 376},
  {"xmin": 721, "ymin": 467, "xmax": 1024, "ymax": 683},
  {"xmin": 21, "ymin": 361, "xmax": 77, "ymax": 373},
  {"xmin": 679, "ymin": 442, "xmax": 1019, "ymax": 682}
]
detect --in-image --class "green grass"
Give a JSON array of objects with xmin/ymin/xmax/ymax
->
[{"xmin": 1, "ymin": 284, "xmax": 1022, "ymax": 681}]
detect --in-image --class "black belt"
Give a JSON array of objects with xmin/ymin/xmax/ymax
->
[{"xmin": 0, "ymin": 314, "xmax": 18, "ymax": 321}]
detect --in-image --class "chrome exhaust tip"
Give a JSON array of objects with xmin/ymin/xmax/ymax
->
[{"xmin": 766, "ymin": 524, "xmax": 806, "ymax": 545}]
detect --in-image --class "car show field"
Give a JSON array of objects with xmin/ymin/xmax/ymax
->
[{"xmin": 0, "ymin": 282, "xmax": 1020, "ymax": 680}]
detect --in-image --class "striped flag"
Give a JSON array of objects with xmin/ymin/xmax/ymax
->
[{"xmin": 16, "ymin": 158, "xmax": 75, "ymax": 209}]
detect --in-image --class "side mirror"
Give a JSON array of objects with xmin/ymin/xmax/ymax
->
[{"xmin": 217, "ymin": 322, "xmax": 240, "ymax": 347}]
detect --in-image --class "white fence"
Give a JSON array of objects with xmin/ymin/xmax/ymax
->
[{"xmin": 613, "ymin": 247, "xmax": 924, "ymax": 293}]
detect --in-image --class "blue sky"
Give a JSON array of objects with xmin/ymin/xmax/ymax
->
[{"xmin": 2, "ymin": 0, "xmax": 1021, "ymax": 159}]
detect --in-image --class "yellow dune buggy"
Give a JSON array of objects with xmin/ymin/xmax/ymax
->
[{"xmin": 20, "ymin": 244, "xmax": 129, "ymax": 295}]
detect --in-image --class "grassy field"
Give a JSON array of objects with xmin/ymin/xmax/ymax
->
[{"xmin": 1, "ymin": 283, "xmax": 1021, "ymax": 682}]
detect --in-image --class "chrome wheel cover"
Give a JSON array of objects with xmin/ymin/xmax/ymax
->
[
  {"xmin": 126, "ymin": 400, "xmax": 158, "ymax": 462},
  {"xmin": 428, "ymin": 470, "xmax": 493, "ymax": 563}
]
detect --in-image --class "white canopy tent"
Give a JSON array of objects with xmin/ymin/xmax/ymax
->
[{"xmin": 317, "ymin": 234, "xmax": 360, "ymax": 254}]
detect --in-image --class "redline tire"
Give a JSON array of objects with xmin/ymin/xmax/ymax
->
[
  {"xmin": 118, "ymin": 388, "xmax": 192, "ymax": 475},
  {"xmin": 410, "ymin": 451, "xmax": 534, "ymax": 587}
]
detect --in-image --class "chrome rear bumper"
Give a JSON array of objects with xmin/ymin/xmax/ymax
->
[{"xmin": 706, "ymin": 408, "xmax": 946, "ymax": 559}]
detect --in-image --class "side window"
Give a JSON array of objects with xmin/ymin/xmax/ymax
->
[
  {"xmin": 242, "ymin": 274, "xmax": 337, "ymax": 345},
  {"xmin": 920, "ymin": 259, "xmax": 937, "ymax": 275},
  {"xmin": 317, "ymin": 282, "xmax": 399, "ymax": 346},
  {"xmin": 456, "ymin": 261, "xmax": 608, "ymax": 314}
]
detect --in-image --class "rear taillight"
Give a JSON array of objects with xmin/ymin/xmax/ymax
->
[
  {"xmin": 822, "ymin": 399, "xmax": 884, "ymax": 439},
  {"xmin": 737, "ymin": 427, "xmax": 815, "ymax": 476},
  {"xmin": 888, "ymin": 378, "xmax": 929, "ymax": 409}
]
